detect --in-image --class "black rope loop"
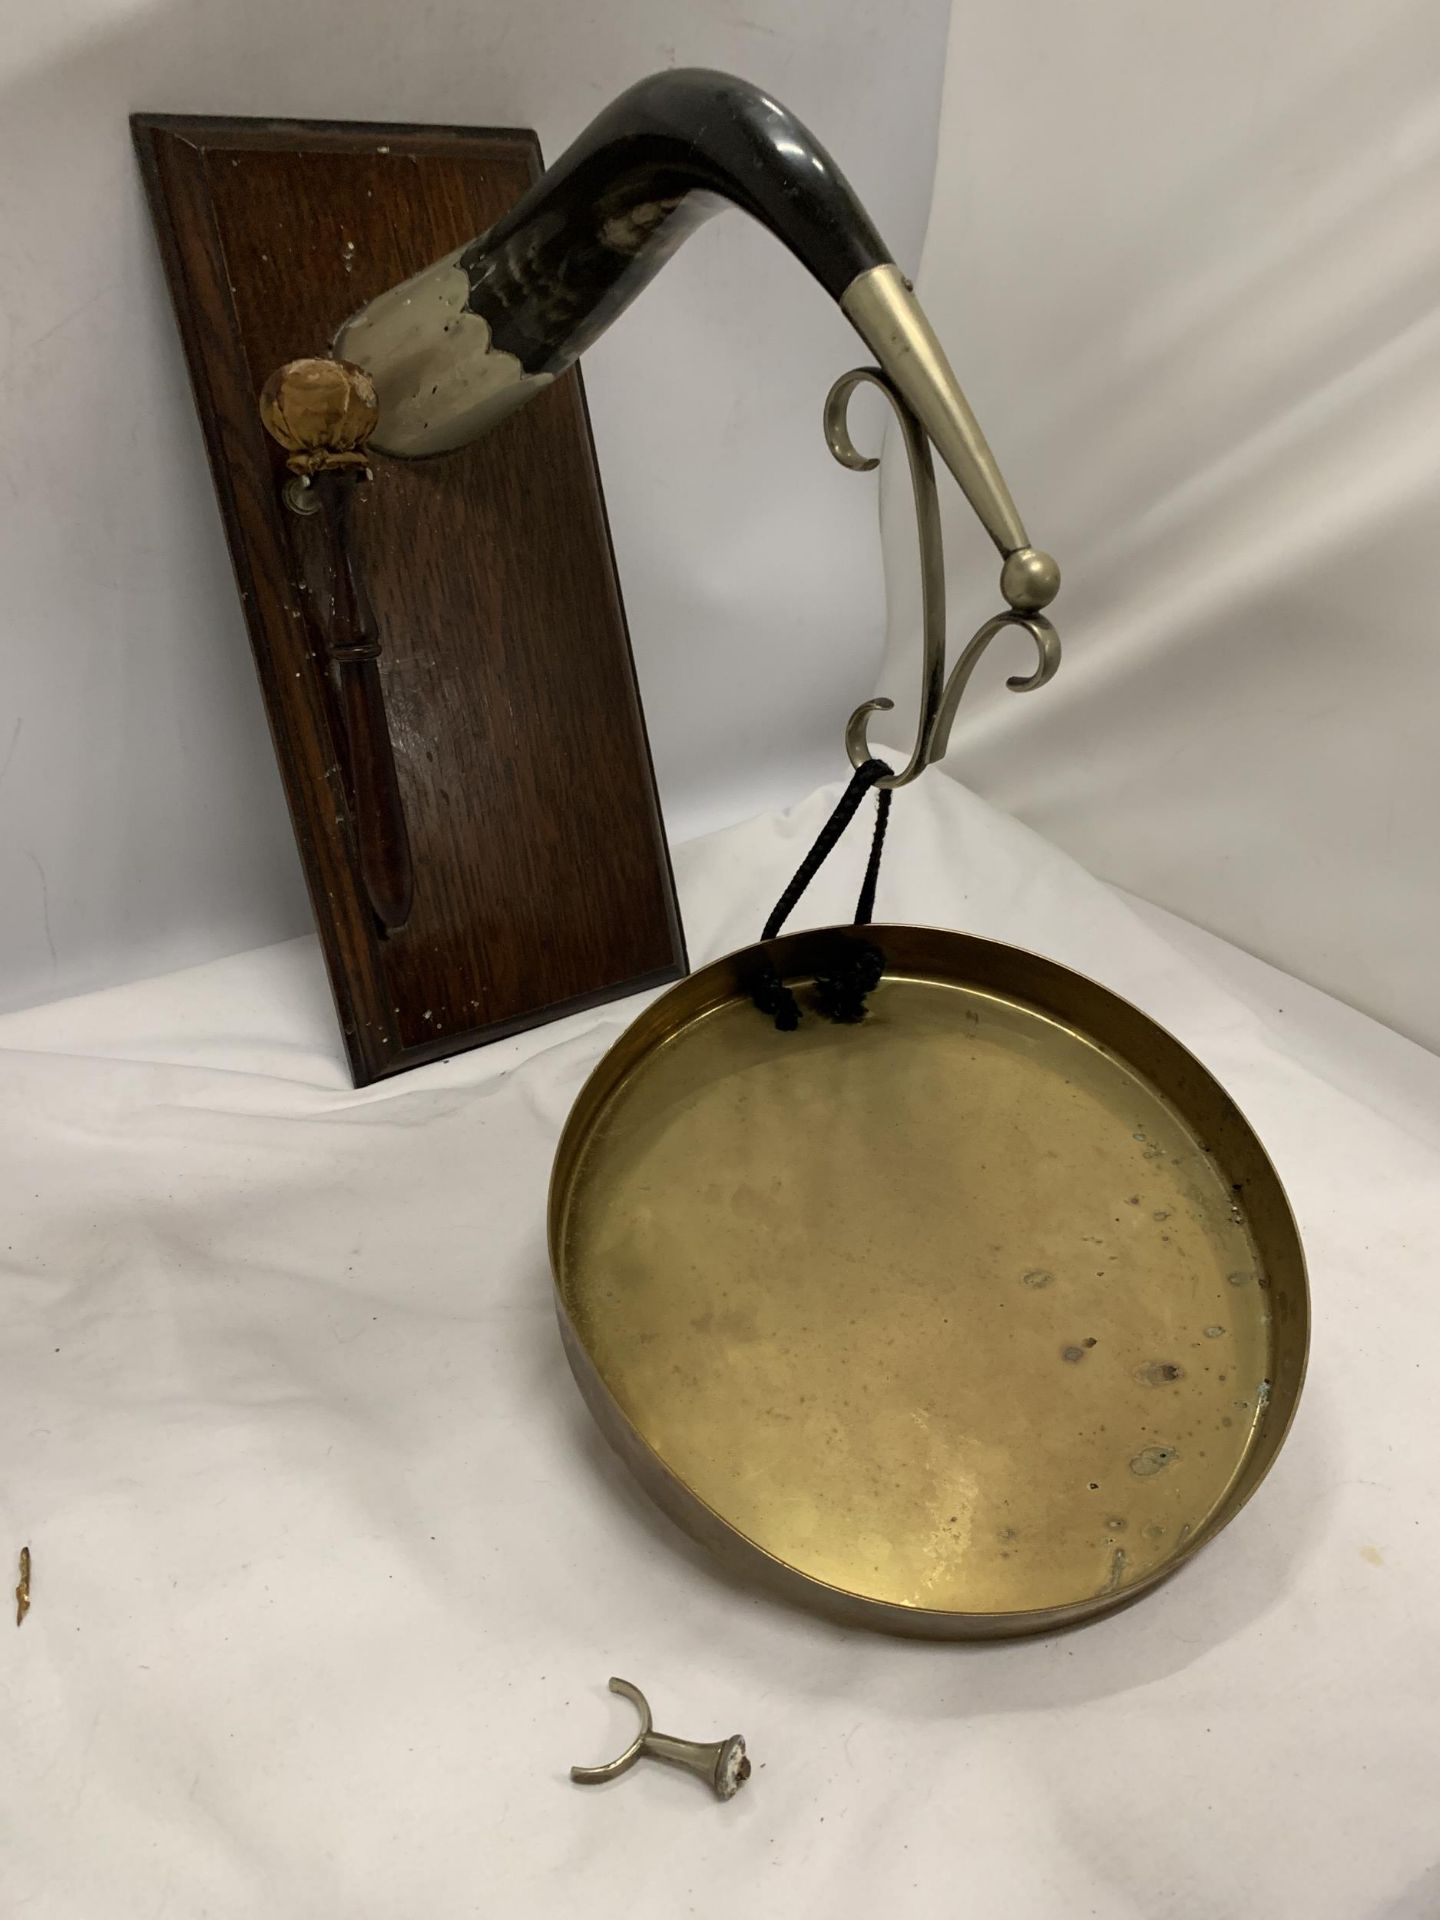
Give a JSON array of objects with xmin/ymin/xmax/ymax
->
[{"xmin": 749, "ymin": 759, "xmax": 894, "ymax": 1029}]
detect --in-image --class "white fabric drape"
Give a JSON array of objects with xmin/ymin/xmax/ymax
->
[
  {"xmin": 4, "ymin": 768, "xmax": 1438, "ymax": 1917},
  {"xmin": 878, "ymin": 0, "xmax": 1440, "ymax": 1052}
]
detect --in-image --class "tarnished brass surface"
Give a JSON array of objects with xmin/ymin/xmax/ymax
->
[{"xmin": 550, "ymin": 926, "xmax": 1307, "ymax": 1637}]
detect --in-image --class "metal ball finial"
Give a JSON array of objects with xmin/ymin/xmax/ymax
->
[
  {"xmin": 1000, "ymin": 547, "xmax": 1061, "ymax": 613},
  {"xmin": 259, "ymin": 358, "xmax": 379, "ymax": 476}
]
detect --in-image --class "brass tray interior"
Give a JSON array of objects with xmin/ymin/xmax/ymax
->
[{"xmin": 550, "ymin": 926, "xmax": 1307, "ymax": 1637}]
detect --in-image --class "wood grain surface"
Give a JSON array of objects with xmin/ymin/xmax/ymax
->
[{"xmin": 133, "ymin": 115, "xmax": 686, "ymax": 1084}]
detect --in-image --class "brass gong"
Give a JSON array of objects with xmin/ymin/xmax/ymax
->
[
  {"xmin": 549, "ymin": 924, "xmax": 1307, "ymax": 1638},
  {"xmin": 210, "ymin": 70, "xmax": 1304, "ymax": 1625},
  {"xmin": 547, "ymin": 356, "xmax": 1306, "ymax": 1637}
]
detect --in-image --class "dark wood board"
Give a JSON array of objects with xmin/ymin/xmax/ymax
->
[{"xmin": 133, "ymin": 115, "xmax": 686, "ymax": 1084}]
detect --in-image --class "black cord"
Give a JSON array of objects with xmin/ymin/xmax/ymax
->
[
  {"xmin": 750, "ymin": 759, "xmax": 894, "ymax": 1029},
  {"xmin": 854, "ymin": 779, "xmax": 892, "ymax": 928},
  {"xmin": 761, "ymin": 759, "xmax": 893, "ymax": 942}
]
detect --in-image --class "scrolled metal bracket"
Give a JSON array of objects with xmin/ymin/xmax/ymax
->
[{"xmin": 826, "ymin": 365, "xmax": 1061, "ymax": 790}]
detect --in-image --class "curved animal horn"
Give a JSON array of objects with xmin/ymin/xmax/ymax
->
[{"xmin": 335, "ymin": 69, "xmax": 1055, "ymax": 599}]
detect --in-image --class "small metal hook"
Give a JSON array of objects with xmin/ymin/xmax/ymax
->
[
  {"xmin": 827, "ymin": 367, "xmax": 945, "ymax": 791},
  {"xmin": 570, "ymin": 1678, "xmax": 751, "ymax": 1800},
  {"xmin": 825, "ymin": 365, "xmax": 1062, "ymax": 789},
  {"xmin": 926, "ymin": 609, "xmax": 1061, "ymax": 764}
]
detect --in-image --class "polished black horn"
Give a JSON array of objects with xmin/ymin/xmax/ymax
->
[{"xmin": 335, "ymin": 68, "xmax": 1056, "ymax": 598}]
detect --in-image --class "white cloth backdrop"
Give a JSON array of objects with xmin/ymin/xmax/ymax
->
[
  {"xmin": 6, "ymin": 9, "xmax": 1440, "ymax": 1914},
  {"xmin": 3, "ymin": 768, "xmax": 1439, "ymax": 1918},
  {"xmin": 878, "ymin": 0, "xmax": 1440, "ymax": 1051}
]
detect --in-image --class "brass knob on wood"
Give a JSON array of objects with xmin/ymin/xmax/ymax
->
[{"xmin": 259, "ymin": 357, "xmax": 379, "ymax": 475}]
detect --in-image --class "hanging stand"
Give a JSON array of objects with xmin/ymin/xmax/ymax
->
[
  {"xmin": 749, "ymin": 366, "xmax": 1065, "ymax": 1028},
  {"xmin": 546, "ymin": 348, "xmax": 1307, "ymax": 1642},
  {"xmin": 824, "ymin": 365, "xmax": 1062, "ymax": 789}
]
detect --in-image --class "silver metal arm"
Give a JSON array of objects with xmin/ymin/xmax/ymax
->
[{"xmin": 827, "ymin": 367, "xmax": 1060, "ymax": 789}]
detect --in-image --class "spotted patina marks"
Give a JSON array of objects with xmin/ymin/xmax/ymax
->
[
  {"xmin": 1135, "ymin": 1360, "xmax": 1185, "ymax": 1386},
  {"xmin": 1130, "ymin": 1445, "xmax": 1180, "ymax": 1477},
  {"xmin": 1022, "ymin": 1268, "xmax": 1055, "ymax": 1290},
  {"xmin": 1061, "ymin": 1337, "xmax": 1099, "ymax": 1362}
]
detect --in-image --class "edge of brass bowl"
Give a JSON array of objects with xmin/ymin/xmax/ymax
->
[{"xmin": 549, "ymin": 924, "xmax": 1309, "ymax": 1639}]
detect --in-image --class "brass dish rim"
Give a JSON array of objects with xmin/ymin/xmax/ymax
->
[{"xmin": 549, "ymin": 922, "xmax": 1310, "ymax": 1639}]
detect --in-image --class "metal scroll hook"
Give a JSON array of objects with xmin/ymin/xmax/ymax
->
[
  {"xmin": 826, "ymin": 367, "xmax": 946, "ymax": 790},
  {"xmin": 825, "ymin": 364, "xmax": 1062, "ymax": 788},
  {"xmin": 926, "ymin": 609, "xmax": 1060, "ymax": 766}
]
